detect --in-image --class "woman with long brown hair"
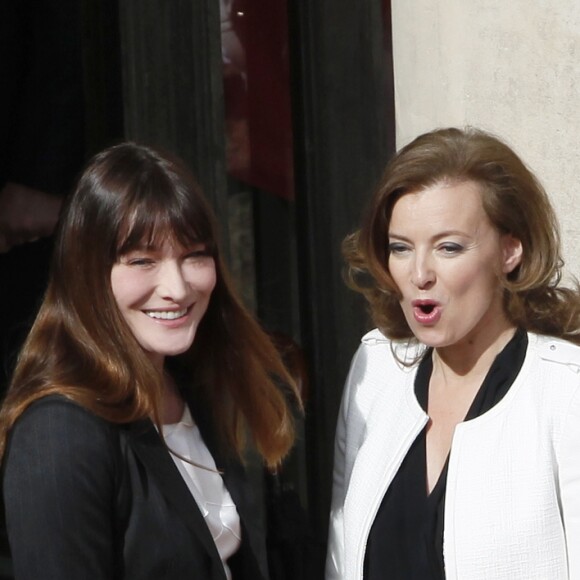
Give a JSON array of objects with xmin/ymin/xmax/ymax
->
[
  {"xmin": 327, "ymin": 127, "xmax": 580, "ymax": 579},
  {"xmin": 0, "ymin": 142, "xmax": 298, "ymax": 579}
]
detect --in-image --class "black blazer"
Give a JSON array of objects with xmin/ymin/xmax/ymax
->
[{"xmin": 2, "ymin": 395, "xmax": 268, "ymax": 580}]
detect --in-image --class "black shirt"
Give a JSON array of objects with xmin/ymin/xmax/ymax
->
[{"xmin": 363, "ymin": 329, "xmax": 528, "ymax": 579}]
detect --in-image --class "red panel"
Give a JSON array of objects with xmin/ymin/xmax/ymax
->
[{"xmin": 221, "ymin": 0, "xmax": 294, "ymax": 199}]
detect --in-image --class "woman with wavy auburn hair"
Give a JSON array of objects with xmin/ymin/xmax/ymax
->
[
  {"xmin": 327, "ymin": 127, "xmax": 580, "ymax": 579},
  {"xmin": 0, "ymin": 142, "xmax": 299, "ymax": 580}
]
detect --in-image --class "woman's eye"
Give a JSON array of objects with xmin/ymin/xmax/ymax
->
[
  {"xmin": 125, "ymin": 256, "xmax": 155, "ymax": 267},
  {"xmin": 439, "ymin": 243, "xmax": 464, "ymax": 254},
  {"xmin": 388, "ymin": 242, "xmax": 410, "ymax": 255},
  {"xmin": 184, "ymin": 246, "xmax": 211, "ymax": 261}
]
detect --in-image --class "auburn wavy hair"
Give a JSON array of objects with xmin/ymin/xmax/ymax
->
[
  {"xmin": 0, "ymin": 142, "xmax": 298, "ymax": 468},
  {"xmin": 344, "ymin": 126, "xmax": 580, "ymax": 343}
]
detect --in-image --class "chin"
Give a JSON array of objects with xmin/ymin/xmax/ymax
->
[
  {"xmin": 148, "ymin": 341, "xmax": 193, "ymax": 359},
  {"xmin": 411, "ymin": 329, "xmax": 448, "ymax": 348},
  {"xmin": 165, "ymin": 345, "xmax": 193, "ymax": 357}
]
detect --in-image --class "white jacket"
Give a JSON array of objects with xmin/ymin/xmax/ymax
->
[{"xmin": 326, "ymin": 330, "xmax": 580, "ymax": 580}]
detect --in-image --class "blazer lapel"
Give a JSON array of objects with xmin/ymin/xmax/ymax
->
[{"xmin": 127, "ymin": 420, "xmax": 224, "ymax": 568}]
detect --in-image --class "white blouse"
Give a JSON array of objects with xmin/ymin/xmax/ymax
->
[{"xmin": 161, "ymin": 406, "xmax": 241, "ymax": 580}]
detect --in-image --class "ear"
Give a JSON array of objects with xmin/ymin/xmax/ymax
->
[{"xmin": 501, "ymin": 234, "xmax": 523, "ymax": 274}]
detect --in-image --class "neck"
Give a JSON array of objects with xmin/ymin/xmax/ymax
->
[
  {"xmin": 433, "ymin": 322, "xmax": 517, "ymax": 385},
  {"xmin": 161, "ymin": 370, "xmax": 185, "ymax": 424}
]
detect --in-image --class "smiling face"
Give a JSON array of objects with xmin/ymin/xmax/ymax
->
[
  {"xmin": 110, "ymin": 238, "xmax": 217, "ymax": 369},
  {"xmin": 387, "ymin": 180, "xmax": 522, "ymax": 353}
]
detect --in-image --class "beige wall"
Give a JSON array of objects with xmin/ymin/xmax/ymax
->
[{"xmin": 392, "ymin": 1, "xmax": 580, "ymax": 276}]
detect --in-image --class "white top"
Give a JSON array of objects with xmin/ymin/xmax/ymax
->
[{"xmin": 162, "ymin": 407, "xmax": 241, "ymax": 580}]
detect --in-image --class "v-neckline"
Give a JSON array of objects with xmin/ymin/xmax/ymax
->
[{"xmin": 416, "ymin": 328, "xmax": 528, "ymax": 498}]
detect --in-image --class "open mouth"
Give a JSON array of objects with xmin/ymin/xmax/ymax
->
[{"xmin": 411, "ymin": 300, "xmax": 441, "ymax": 325}]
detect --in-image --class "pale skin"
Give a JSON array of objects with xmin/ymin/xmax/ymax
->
[
  {"xmin": 388, "ymin": 180, "xmax": 523, "ymax": 494},
  {"xmin": 426, "ymin": 326, "xmax": 517, "ymax": 492},
  {"xmin": 110, "ymin": 239, "xmax": 217, "ymax": 424}
]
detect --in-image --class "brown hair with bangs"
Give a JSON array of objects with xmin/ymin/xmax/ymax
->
[
  {"xmin": 344, "ymin": 126, "xmax": 580, "ymax": 343},
  {"xmin": 0, "ymin": 142, "xmax": 298, "ymax": 468}
]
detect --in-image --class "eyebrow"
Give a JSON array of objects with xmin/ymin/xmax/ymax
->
[{"xmin": 387, "ymin": 230, "xmax": 471, "ymax": 241}]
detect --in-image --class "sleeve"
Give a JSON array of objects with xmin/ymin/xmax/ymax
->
[
  {"xmin": 2, "ymin": 397, "xmax": 120, "ymax": 579},
  {"xmin": 325, "ymin": 346, "xmax": 363, "ymax": 580},
  {"xmin": 558, "ymin": 385, "xmax": 580, "ymax": 579}
]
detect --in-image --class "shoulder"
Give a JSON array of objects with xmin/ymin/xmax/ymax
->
[
  {"xmin": 4, "ymin": 395, "xmax": 122, "ymax": 475},
  {"xmin": 347, "ymin": 329, "xmax": 422, "ymax": 385},
  {"xmin": 10, "ymin": 394, "xmax": 118, "ymax": 439},
  {"xmin": 3, "ymin": 398, "xmax": 126, "ymax": 579},
  {"xmin": 528, "ymin": 332, "xmax": 580, "ymax": 369},
  {"xmin": 341, "ymin": 329, "xmax": 421, "ymax": 417},
  {"xmin": 528, "ymin": 336, "xmax": 580, "ymax": 468},
  {"xmin": 519, "ymin": 333, "xmax": 580, "ymax": 423},
  {"xmin": 526, "ymin": 333, "xmax": 580, "ymax": 392}
]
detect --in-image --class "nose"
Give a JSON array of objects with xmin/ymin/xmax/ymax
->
[
  {"xmin": 156, "ymin": 260, "xmax": 189, "ymax": 302},
  {"xmin": 410, "ymin": 251, "xmax": 435, "ymax": 290}
]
